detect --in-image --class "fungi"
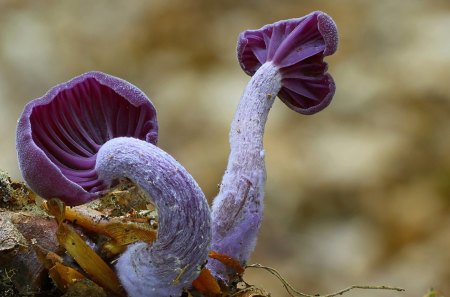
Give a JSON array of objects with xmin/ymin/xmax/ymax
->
[
  {"xmin": 237, "ymin": 11, "xmax": 338, "ymax": 114},
  {"xmin": 16, "ymin": 72, "xmax": 211, "ymax": 297},
  {"xmin": 209, "ymin": 11, "xmax": 338, "ymax": 280},
  {"xmin": 17, "ymin": 72, "xmax": 158, "ymax": 205},
  {"xmin": 15, "ymin": 10, "xmax": 339, "ymax": 293}
]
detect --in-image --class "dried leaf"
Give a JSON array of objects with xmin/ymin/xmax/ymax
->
[
  {"xmin": 49, "ymin": 262, "xmax": 85, "ymax": 291},
  {"xmin": 46, "ymin": 199, "xmax": 66, "ymax": 224},
  {"xmin": 33, "ymin": 244, "xmax": 63, "ymax": 270},
  {"xmin": 63, "ymin": 205, "xmax": 156, "ymax": 248},
  {"xmin": 209, "ymin": 250, "xmax": 244, "ymax": 274},
  {"xmin": 192, "ymin": 268, "xmax": 221, "ymax": 296},
  {"xmin": 56, "ymin": 222, "xmax": 125, "ymax": 296}
]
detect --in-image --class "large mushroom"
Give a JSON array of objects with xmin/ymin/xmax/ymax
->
[{"xmin": 16, "ymin": 72, "xmax": 211, "ymax": 297}]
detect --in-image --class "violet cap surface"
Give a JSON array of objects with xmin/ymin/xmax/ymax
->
[
  {"xmin": 237, "ymin": 11, "xmax": 338, "ymax": 114},
  {"xmin": 16, "ymin": 71, "xmax": 158, "ymax": 205}
]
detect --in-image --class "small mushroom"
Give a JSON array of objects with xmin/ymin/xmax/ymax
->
[
  {"xmin": 16, "ymin": 72, "xmax": 211, "ymax": 297},
  {"xmin": 209, "ymin": 11, "xmax": 338, "ymax": 280}
]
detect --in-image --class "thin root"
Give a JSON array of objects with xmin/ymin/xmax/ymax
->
[{"xmin": 245, "ymin": 263, "xmax": 405, "ymax": 297}]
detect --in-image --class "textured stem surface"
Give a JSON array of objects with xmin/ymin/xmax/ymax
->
[
  {"xmin": 96, "ymin": 137, "xmax": 211, "ymax": 297},
  {"xmin": 209, "ymin": 62, "xmax": 281, "ymax": 279}
]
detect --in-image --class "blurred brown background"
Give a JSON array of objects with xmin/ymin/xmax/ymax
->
[{"xmin": 1, "ymin": 0, "xmax": 449, "ymax": 296}]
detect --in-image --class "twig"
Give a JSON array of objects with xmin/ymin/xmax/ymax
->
[
  {"xmin": 229, "ymin": 285, "xmax": 258, "ymax": 297},
  {"xmin": 245, "ymin": 263, "xmax": 405, "ymax": 297}
]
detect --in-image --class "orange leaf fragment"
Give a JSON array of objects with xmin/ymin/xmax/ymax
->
[
  {"xmin": 48, "ymin": 262, "xmax": 85, "ymax": 291},
  {"xmin": 208, "ymin": 250, "xmax": 245, "ymax": 275},
  {"xmin": 192, "ymin": 268, "xmax": 221, "ymax": 297}
]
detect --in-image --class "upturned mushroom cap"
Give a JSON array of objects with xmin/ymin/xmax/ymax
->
[
  {"xmin": 237, "ymin": 11, "xmax": 338, "ymax": 114},
  {"xmin": 16, "ymin": 72, "xmax": 158, "ymax": 205}
]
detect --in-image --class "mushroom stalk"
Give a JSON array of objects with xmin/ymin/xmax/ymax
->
[
  {"xmin": 209, "ymin": 62, "xmax": 281, "ymax": 276},
  {"xmin": 208, "ymin": 11, "xmax": 338, "ymax": 280},
  {"xmin": 96, "ymin": 137, "xmax": 210, "ymax": 297}
]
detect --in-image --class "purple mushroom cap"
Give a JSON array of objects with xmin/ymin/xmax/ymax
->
[
  {"xmin": 16, "ymin": 71, "xmax": 158, "ymax": 205},
  {"xmin": 237, "ymin": 11, "xmax": 338, "ymax": 114}
]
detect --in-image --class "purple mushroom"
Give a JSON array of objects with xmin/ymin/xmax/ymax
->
[
  {"xmin": 208, "ymin": 11, "xmax": 338, "ymax": 280},
  {"xmin": 16, "ymin": 72, "xmax": 211, "ymax": 297}
]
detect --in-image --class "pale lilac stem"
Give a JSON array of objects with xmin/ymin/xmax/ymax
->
[
  {"xmin": 208, "ymin": 62, "xmax": 281, "ymax": 279},
  {"xmin": 96, "ymin": 137, "xmax": 211, "ymax": 297}
]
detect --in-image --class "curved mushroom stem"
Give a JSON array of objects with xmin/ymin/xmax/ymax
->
[
  {"xmin": 209, "ymin": 62, "xmax": 281, "ymax": 279},
  {"xmin": 96, "ymin": 137, "xmax": 211, "ymax": 297}
]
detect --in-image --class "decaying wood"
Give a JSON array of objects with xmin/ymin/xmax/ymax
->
[{"xmin": 0, "ymin": 210, "xmax": 59, "ymax": 295}]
